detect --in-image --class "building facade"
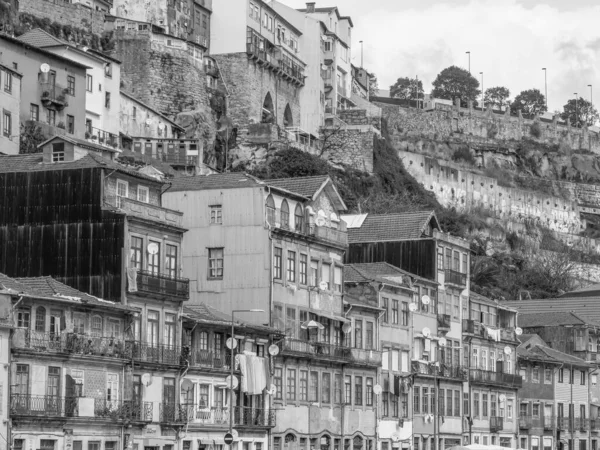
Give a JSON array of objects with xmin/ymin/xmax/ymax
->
[{"xmin": 0, "ymin": 63, "xmax": 22, "ymax": 155}]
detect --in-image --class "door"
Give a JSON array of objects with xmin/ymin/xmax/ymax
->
[
  {"xmin": 107, "ymin": 373, "xmax": 119, "ymax": 410},
  {"xmin": 46, "ymin": 367, "xmax": 61, "ymax": 414},
  {"xmin": 49, "ymin": 310, "xmax": 63, "ymax": 349},
  {"xmin": 14, "ymin": 365, "xmax": 29, "ymax": 412},
  {"xmin": 163, "ymin": 378, "xmax": 176, "ymax": 421},
  {"xmin": 132, "ymin": 375, "xmax": 143, "ymax": 420},
  {"xmin": 147, "ymin": 311, "xmax": 159, "ymax": 361}
]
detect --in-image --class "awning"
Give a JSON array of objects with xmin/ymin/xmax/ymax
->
[{"xmin": 318, "ymin": 311, "xmax": 350, "ymax": 323}]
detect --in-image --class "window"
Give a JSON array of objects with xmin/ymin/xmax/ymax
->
[
  {"xmin": 321, "ymin": 263, "xmax": 331, "ymax": 289},
  {"xmin": 210, "ymin": 205, "xmax": 222, "ymax": 224},
  {"xmin": 30, "ymin": 104, "xmax": 39, "ymax": 121},
  {"xmin": 354, "ymin": 320, "xmax": 362, "ymax": 349},
  {"xmin": 559, "ymin": 368, "xmax": 564, "ymax": 383},
  {"xmin": 354, "ymin": 376, "xmax": 362, "ymax": 406},
  {"xmin": 67, "ymin": 115, "xmax": 74, "ymax": 134},
  {"xmin": 287, "ymin": 369, "xmax": 296, "ymax": 401},
  {"xmin": 52, "ymin": 143, "xmax": 65, "ymax": 162},
  {"xmin": 401, "ymin": 302, "xmax": 409, "ymax": 326},
  {"xmin": 454, "ymin": 390, "xmax": 461, "ymax": 416},
  {"xmin": 309, "ymin": 371, "xmax": 318, "ymax": 402},
  {"xmin": 280, "ymin": 200, "xmax": 290, "ymax": 228},
  {"xmin": 437, "ymin": 247, "xmax": 444, "ymax": 269},
  {"xmin": 310, "ymin": 260, "xmax": 318, "ymax": 286},
  {"xmin": 422, "ymin": 387, "xmax": 428, "ymax": 414},
  {"xmin": 137, "ymin": 186, "xmax": 149, "ymax": 203},
  {"xmin": 274, "ymin": 248, "xmax": 282, "ymax": 279},
  {"xmin": 366, "ymin": 378, "xmax": 373, "ymax": 406},
  {"xmin": 287, "ymin": 251, "xmax": 296, "ymax": 282},
  {"xmin": 381, "ymin": 298, "xmax": 389, "ymax": 323},
  {"xmin": 334, "ymin": 373, "xmax": 342, "ymax": 404},
  {"xmin": 482, "ymin": 394, "xmax": 488, "ymax": 417},
  {"xmin": 463, "ymin": 393, "xmax": 469, "ymax": 416},
  {"xmin": 446, "ymin": 389, "xmax": 452, "ymax": 416},
  {"xmin": 105, "ymin": 92, "xmax": 111, "ymax": 108},
  {"xmin": 208, "ymin": 248, "xmax": 224, "ymax": 279},
  {"xmin": 322, "ymin": 372, "xmax": 331, "ymax": 403},
  {"xmin": 4, "ymin": 71, "xmax": 12, "ymax": 93},
  {"xmin": 334, "ymin": 266, "xmax": 342, "ymax": 292},
  {"xmin": 165, "ymin": 245, "xmax": 177, "ymax": 278},
  {"xmin": 366, "ymin": 322, "xmax": 374, "ymax": 349},
  {"xmin": 274, "ymin": 367, "xmax": 282, "ymax": 400},
  {"xmin": 344, "ymin": 375, "xmax": 351, "ymax": 404},
  {"xmin": 86, "ymin": 119, "xmax": 92, "ymax": 134},
  {"xmin": 582, "ymin": 370, "xmax": 587, "ymax": 385},
  {"xmin": 116, "ymin": 179, "xmax": 128, "ymax": 207},
  {"xmin": 2, "ymin": 110, "xmax": 11, "ymax": 137},
  {"xmin": 299, "ymin": 254, "xmax": 307, "ymax": 284},
  {"xmin": 300, "ymin": 370, "xmax": 308, "ymax": 401},
  {"xmin": 545, "ymin": 368, "xmax": 552, "ymax": 383},
  {"xmin": 147, "ymin": 241, "xmax": 160, "ymax": 275},
  {"xmin": 266, "ymin": 195, "xmax": 276, "ymax": 225},
  {"xmin": 47, "ymin": 109, "xmax": 56, "ymax": 126},
  {"xmin": 105, "ymin": 63, "xmax": 112, "ymax": 78},
  {"xmin": 533, "ymin": 403, "xmax": 540, "ymax": 417},
  {"xmin": 91, "ymin": 315, "xmax": 102, "ymax": 337},
  {"xmin": 86, "ymin": 74, "xmax": 93, "ymax": 92},
  {"xmin": 532, "ymin": 366, "xmax": 540, "ymax": 382},
  {"xmin": 474, "ymin": 392, "xmax": 480, "ymax": 417},
  {"xmin": 35, "ymin": 306, "xmax": 46, "ymax": 332},
  {"xmin": 413, "ymin": 386, "xmax": 420, "ymax": 414},
  {"xmin": 15, "ymin": 364, "xmax": 29, "ymax": 395},
  {"xmin": 392, "ymin": 300, "xmax": 399, "ymax": 324},
  {"xmin": 294, "ymin": 204, "xmax": 304, "ymax": 232},
  {"xmin": 67, "ymin": 76, "xmax": 75, "ymax": 95},
  {"xmin": 130, "ymin": 236, "xmax": 143, "ymax": 270}
]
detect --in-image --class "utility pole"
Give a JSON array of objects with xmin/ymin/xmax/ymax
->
[
  {"xmin": 480, "ymin": 72, "xmax": 484, "ymax": 108},
  {"xmin": 359, "ymin": 40, "xmax": 364, "ymax": 68},
  {"xmin": 542, "ymin": 68, "xmax": 547, "ymax": 109},
  {"xmin": 466, "ymin": 51, "xmax": 471, "ymax": 73}
]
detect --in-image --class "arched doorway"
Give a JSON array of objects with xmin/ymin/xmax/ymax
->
[
  {"xmin": 262, "ymin": 93, "xmax": 275, "ymax": 123},
  {"xmin": 320, "ymin": 435, "xmax": 331, "ymax": 450},
  {"xmin": 284, "ymin": 434, "xmax": 297, "ymax": 450},
  {"xmin": 283, "ymin": 104, "xmax": 293, "ymax": 127},
  {"xmin": 352, "ymin": 436, "xmax": 363, "ymax": 450}
]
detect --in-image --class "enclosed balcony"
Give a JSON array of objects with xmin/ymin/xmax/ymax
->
[
  {"xmin": 266, "ymin": 208, "xmax": 348, "ymax": 248},
  {"xmin": 131, "ymin": 139, "xmax": 200, "ymax": 167},
  {"xmin": 135, "ymin": 269, "xmax": 189, "ymax": 299},
  {"xmin": 469, "ymin": 368, "xmax": 522, "ymax": 388},
  {"xmin": 40, "ymin": 83, "xmax": 69, "ymax": 110},
  {"xmin": 119, "ymin": 197, "xmax": 185, "ymax": 229},
  {"xmin": 127, "ymin": 341, "xmax": 183, "ymax": 366},
  {"xmin": 234, "ymin": 406, "xmax": 275, "ymax": 428},
  {"xmin": 189, "ymin": 350, "xmax": 235, "ymax": 371},
  {"xmin": 490, "ymin": 416, "xmax": 504, "ymax": 432},
  {"xmin": 411, "ymin": 361, "xmax": 467, "ymax": 380},
  {"xmin": 437, "ymin": 313, "xmax": 451, "ymax": 332},
  {"xmin": 444, "ymin": 269, "xmax": 467, "ymax": 287}
]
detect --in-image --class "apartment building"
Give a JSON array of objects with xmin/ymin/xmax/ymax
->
[
  {"xmin": 0, "ymin": 62, "xmax": 22, "ymax": 155},
  {"xmin": 17, "ymin": 29, "xmax": 123, "ymax": 150},
  {"xmin": 0, "ymin": 34, "xmax": 87, "ymax": 140}
]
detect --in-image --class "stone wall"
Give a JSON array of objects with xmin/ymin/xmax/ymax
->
[
  {"xmin": 376, "ymin": 99, "xmax": 600, "ymax": 154},
  {"xmin": 19, "ymin": 0, "xmax": 106, "ymax": 34},
  {"xmin": 338, "ymin": 108, "xmax": 381, "ymax": 129},
  {"xmin": 321, "ymin": 127, "xmax": 376, "ymax": 173}
]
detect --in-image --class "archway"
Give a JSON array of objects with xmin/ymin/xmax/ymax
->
[
  {"xmin": 283, "ymin": 104, "xmax": 293, "ymax": 127},
  {"xmin": 262, "ymin": 93, "xmax": 275, "ymax": 123}
]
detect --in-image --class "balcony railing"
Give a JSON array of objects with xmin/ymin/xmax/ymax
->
[
  {"xmin": 187, "ymin": 406, "xmax": 229, "ymax": 425},
  {"xmin": 349, "ymin": 347, "xmax": 382, "ymax": 366},
  {"xmin": 189, "ymin": 350, "xmax": 235, "ymax": 371},
  {"xmin": 444, "ymin": 269, "xmax": 467, "ymax": 287},
  {"xmin": 234, "ymin": 406, "xmax": 275, "ymax": 427},
  {"xmin": 490, "ymin": 416, "xmax": 504, "ymax": 432},
  {"xmin": 12, "ymin": 329, "xmax": 129, "ymax": 359},
  {"xmin": 119, "ymin": 196, "xmax": 184, "ymax": 229},
  {"xmin": 135, "ymin": 268, "xmax": 189, "ymax": 299},
  {"xmin": 411, "ymin": 361, "xmax": 467, "ymax": 380},
  {"xmin": 308, "ymin": 224, "xmax": 348, "ymax": 247},
  {"xmin": 86, "ymin": 126, "xmax": 120, "ymax": 149},
  {"xmin": 131, "ymin": 139, "xmax": 200, "ymax": 166},
  {"xmin": 266, "ymin": 208, "xmax": 348, "ymax": 247},
  {"xmin": 500, "ymin": 328, "xmax": 517, "ymax": 341},
  {"xmin": 576, "ymin": 417, "xmax": 589, "ymax": 431},
  {"xmin": 11, "ymin": 394, "xmax": 78, "ymax": 417},
  {"xmin": 469, "ymin": 369, "xmax": 523, "ymax": 387},
  {"xmin": 437, "ymin": 314, "xmax": 451, "ymax": 330},
  {"xmin": 591, "ymin": 418, "xmax": 600, "ymax": 431},
  {"xmin": 127, "ymin": 341, "xmax": 184, "ymax": 366},
  {"xmin": 159, "ymin": 403, "xmax": 190, "ymax": 423},
  {"xmin": 94, "ymin": 399, "xmax": 153, "ymax": 421},
  {"xmin": 544, "ymin": 416, "xmax": 554, "ymax": 430},
  {"xmin": 280, "ymin": 337, "xmax": 351, "ymax": 360},
  {"xmin": 519, "ymin": 416, "xmax": 533, "ymax": 429},
  {"xmin": 40, "ymin": 82, "xmax": 69, "ymax": 110},
  {"xmin": 557, "ymin": 417, "xmax": 571, "ymax": 431}
]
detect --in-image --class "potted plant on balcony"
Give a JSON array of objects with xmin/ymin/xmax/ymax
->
[
  {"xmin": 42, "ymin": 91, "xmax": 50, "ymax": 100},
  {"xmin": 57, "ymin": 94, "xmax": 66, "ymax": 104},
  {"xmin": 99, "ymin": 135, "xmax": 105, "ymax": 143},
  {"xmin": 85, "ymin": 131, "xmax": 91, "ymax": 139},
  {"xmin": 57, "ymin": 121, "xmax": 65, "ymax": 130}
]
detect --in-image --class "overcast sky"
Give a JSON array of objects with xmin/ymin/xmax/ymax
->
[{"xmin": 281, "ymin": 0, "xmax": 600, "ymax": 112}]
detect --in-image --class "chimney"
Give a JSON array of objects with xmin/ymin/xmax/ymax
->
[{"xmin": 306, "ymin": 2, "xmax": 315, "ymax": 13}]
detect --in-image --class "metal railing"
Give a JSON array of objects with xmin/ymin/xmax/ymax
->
[
  {"xmin": 187, "ymin": 406, "xmax": 229, "ymax": 425},
  {"xmin": 94, "ymin": 399, "xmax": 153, "ymax": 421},
  {"xmin": 119, "ymin": 197, "xmax": 184, "ymax": 229},
  {"xmin": 40, "ymin": 82, "xmax": 69, "ymax": 107},
  {"xmin": 234, "ymin": 406, "xmax": 275, "ymax": 427},
  {"xmin": 469, "ymin": 369, "xmax": 523, "ymax": 387},
  {"xmin": 437, "ymin": 314, "xmax": 451, "ymax": 329},
  {"xmin": 87, "ymin": 126, "xmax": 119, "ymax": 148},
  {"xmin": 308, "ymin": 224, "xmax": 348, "ymax": 247},
  {"xmin": 127, "ymin": 341, "xmax": 184, "ymax": 365},
  {"xmin": 265, "ymin": 208, "xmax": 348, "ymax": 246},
  {"xmin": 490, "ymin": 416, "xmax": 504, "ymax": 431},
  {"xmin": 544, "ymin": 416, "xmax": 554, "ymax": 430},
  {"xmin": 189, "ymin": 350, "xmax": 234, "ymax": 370},
  {"xmin": 519, "ymin": 416, "xmax": 533, "ymax": 429},
  {"xmin": 576, "ymin": 417, "xmax": 589, "ymax": 431},
  {"xmin": 159, "ymin": 403, "xmax": 191, "ymax": 423},
  {"xmin": 11, "ymin": 394, "xmax": 79, "ymax": 417},
  {"xmin": 444, "ymin": 269, "xmax": 467, "ymax": 287},
  {"xmin": 280, "ymin": 337, "xmax": 351, "ymax": 360},
  {"xmin": 411, "ymin": 361, "xmax": 467, "ymax": 380},
  {"xmin": 591, "ymin": 418, "xmax": 600, "ymax": 431},
  {"xmin": 557, "ymin": 417, "xmax": 571, "ymax": 431},
  {"xmin": 136, "ymin": 269, "xmax": 190, "ymax": 299}
]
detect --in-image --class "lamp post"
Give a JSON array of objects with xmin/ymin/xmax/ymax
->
[
  {"xmin": 542, "ymin": 68, "xmax": 547, "ymax": 109},
  {"xmin": 229, "ymin": 309, "xmax": 265, "ymax": 435},
  {"xmin": 480, "ymin": 72, "xmax": 484, "ymax": 108},
  {"xmin": 359, "ymin": 40, "xmax": 364, "ymax": 68},
  {"xmin": 466, "ymin": 51, "xmax": 470, "ymax": 73}
]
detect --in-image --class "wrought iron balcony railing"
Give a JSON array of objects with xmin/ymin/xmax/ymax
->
[
  {"xmin": 557, "ymin": 417, "xmax": 571, "ymax": 431},
  {"xmin": 127, "ymin": 341, "xmax": 185, "ymax": 366},
  {"xmin": 135, "ymin": 269, "xmax": 190, "ymax": 299},
  {"xmin": 279, "ymin": 337, "xmax": 351, "ymax": 360},
  {"xmin": 40, "ymin": 82, "xmax": 69, "ymax": 110},
  {"xmin": 444, "ymin": 269, "xmax": 467, "ymax": 287},
  {"xmin": 490, "ymin": 416, "xmax": 504, "ymax": 432},
  {"xmin": 469, "ymin": 369, "xmax": 523, "ymax": 388},
  {"xmin": 86, "ymin": 126, "xmax": 120, "ymax": 149},
  {"xmin": 189, "ymin": 350, "xmax": 235, "ymax": 371},
  {"xmin": 159, "ymin": 403, "xmax": 191, "ymax": 423},
  {"xmin": 11, "ymin": 394, "xmax": 79, "ymax": 417},
  {"xmin": 591, "ymin": 418, "xmax": 600, "ymax": 431},
  {"xmin": 544, "ymin": 416, "xmax": 554, "ymax": 430},
  {"xmin": 411, "ymin": 361, "xmax": 467, "ymax": 380},
  {"xmin": 234, "ymin": 406, "xmax": 275, "ymax": 427},
  {"xmin": 94, "ymin": 399, "xmax": 153, "ymax": 421},
  {"xmin": 186, "ymin": 406, "xmax": 230, "ymax": 425}
]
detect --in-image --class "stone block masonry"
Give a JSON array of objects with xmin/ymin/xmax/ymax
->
[
  {"xmin": 321, "ymin": 127, "xmax": 376, "ymax": 173},
  {"xmin": 19, "ymin": 0, "xmax": 106, "ymax": 34}
]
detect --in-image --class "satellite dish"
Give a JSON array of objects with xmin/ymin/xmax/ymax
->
[
  {"xmin": 499, "ymin": 394, "xmax": 506, "ymax": 402},
  {"xmin": 268, "ymin": 344, "xmax": 280, "ymax": 356},
  {"xmin": 231, "ymin": 430, "xmax": 239, "ymax": 440},
  {"xmin": 422, "ymin": 327, "xmax": 431, "ymax": 337},
  {"xmin": 409, "ymin": 303, "xmax": 418, "ymax": 312},
  {"xmin": 421, "ymin": 295, "xmax": 431, "ymax": 305},
  {"xmin": 330, "ymin": 212, "xmax": 338, "ymax": 221},
  {"xmin": 342, "ymin": 322, "xmax": 352, "ymax": 333},
  {"xmin": 321, "ymin": 64, "xmax": 328, "ymax": 70},
  {"xmin": 145, "ymin": 118, "xmax": 152, "ymax": 126},
  {"xmin": 515, "ymin": 327, "xmax": 523, "ymax": 336},
  {"xmin": 319, "ymin": 280, "xmax": 329, "ymax": 291},
  {"xmin": 226, "ymin": 337, "xmax": 237, "ymax": 350},
  {"xmin": 40, "ymin": 63, "xmax": 50, "ymax": 73},
  {"xmin": 225, "ymin": 375, "xmax": 239, "ymax": 390},
  {"xmin": 158, "ymin": 122, "xmax": 165, "ymax": 129},
  {"xmin": 321, "ymin": 35, "xmax": 328, "ymax": 42},
  {"xmin": 318, "ymin": 209, "xmax": 326, "ymax": 217},
  {"xmin": 267, "ymin": 383, "xmax": 277, "ymax": 396},
  {"xmin": 373, "ymin": 384, "xmax": 383, "ymax": 395},
  {"xmin": 316, "ymin": 216, "xmax": 327, "ymax": 227},
  {"xmin": 438, "ymin": 337, "xmax": 447, "ymax": 347},
  {"xmin": 504, "ymin": 346, "xmax": 512, "ymax": 355},
  {"xmin": 178, "ymin": 431, "xmax": 187, "ymax": 440},
  {"xmin": 141, "ymin": 373, "xmax": 152, "ymax": 386},
  {"xmin": 147, "ymin": 242, "xmax": 159, "ymax": 255},
  {"xmin": 181, "ymin": 379, "xmax": 193, "ymax": 391}
]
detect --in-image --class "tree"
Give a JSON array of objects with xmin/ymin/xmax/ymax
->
[
  {"xmin": 19, "ymin": 122, "xmax": 47, "ymax": 154},
  {"xmin": 389, "ymin": 77, "xmax": 424, "ymax": 100},
  {"xmin": 483, "ymin": 86, "xmax": 510, "ymax": 110},
  {"xmin": 368, "ymin": 74, "xmax": 379, "ymax": 97},
  {"xmin": 510, "ymin": 89, "xmax": 547, "ymax": 116},
  {"xmin": 431, "ymin": 66, "xmax": 480, "ymax": 107},
  {"xmin": 561, "ymin": 97, "xmax": 599, "ymax": 128}
]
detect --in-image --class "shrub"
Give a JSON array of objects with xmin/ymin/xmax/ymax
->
[
  {"xmin": 452, "ymin": 146, "xmax": 476, "ymax": 165},
  {"xmin": 529, "ymin": 121, "xmax": 542, "ymax": 138}
]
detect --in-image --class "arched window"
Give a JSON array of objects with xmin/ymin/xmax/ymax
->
[
  {"xmin": 284, "ymin": 434, "xmax": 297, "ymax": 450},
  {"xmin": 35, "ymin": 306, "xmax": 46, "ymax": 332},
  {"xmin": 294, "ymin": 204, "xmax": 304, "ymax": 232},
  {"xmin": 353, "ymin": 436, "xmax": 363, "ymax": 450},
  {"xmin": 280, "ymin": 200, "xmax": 290, "ymax": 228},
  {"xmin": 320, "ymin": 435, "xmax": 331, "ymax": 450},
  {"xmin": 266, "ymin": 195, "xmax": 276, "ymax": 225},
  {"xmin": 283, "ymin": 104, "xmax": 293, "ymax": 127},
  {"xmin": 91, "ymin": 316, "xmax": 103, "ymax": 337},
  {"xmin": 262, "ymin": 93, "xmax": 275, "ymax": 123}
]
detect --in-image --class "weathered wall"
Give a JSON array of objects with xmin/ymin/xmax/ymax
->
[
  {"xmin": 321, "ymin": 127, "xmax": 376, "ymax": 173},
  {"xmin": 19, "ymin": 0, "xmax": 106, "ymax": 34}
]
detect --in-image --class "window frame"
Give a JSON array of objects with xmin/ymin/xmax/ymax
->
[
  {"xmin": 208, "ymin": 247, "xmax": 224, "ymax": 279},
  {"xmin": 137, "ymin": 186, "xmax": 149, "ymax": 203},
  {"xmin": 210, "ymin": 205, "xmax": 223, "ymax": 224}
]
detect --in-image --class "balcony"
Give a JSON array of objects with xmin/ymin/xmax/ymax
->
[
  {"xmin": 11, "ymin": 394, "xmax": 78, "ymax": 418},
  {"xmin": 591, "ymin": 418, "xmax": 600, "ymax": 431},
  {"xmin": 576, "ymin": 417, "xmax": 589, "ymax": 431},
  {"xmin": 159, "ymin": 403, "xmax": 190, "ymax": 423},
  {"xmin": 490, "ymin": 416, "xmax": 504, "ymax": 432},
  {"xmin": 349, "ymin": 347, "xmax": 383, "ymax": 366},
  {"xmin": 40, "ymin": 83, "xmax": 69, "ymax": 110},
  {"xmin": 186, "ymin": 406, "xmax": 230, "ymax": 425},
  {"xmin": 12, "ymin": 329, "xmax": 129, "ymax": 359},
  {"xmin": 544, "ymin": 416, "xmax": 554, "ymax": 430},
  {"xmin": 189, "ymin": 350, "xmax": 235, "ymax": 371},
  {"xmin": 469, "ymin": 369, "xmax": 523, "ymax": 388},
  {"xmin": 127, "ymin": 341, "xmax": 184, "ymax": 366},
  {"xmin": 557, "ymin": 417, "xmax": 571, "ymax": 431},
  {"xmin": 444, "ymin": 269, "xmax": 467, "ymax": 287},
  {"xmin": 337, "ymin": 84, "xmax": 348, "ymax": 98},
  {"xmin": 437, "ymin": 314, "xmax": 451, "ymax": 331},
  {"xmin": 308, "ymin": 224, "xmax": 348, "ymax": 247},
  {"xmin": 131, "ymin": 139, "xmax": 200, "ymax": 167},
  {"xmin": 277, "ymin": 45, "xmax": 305, "ymax": 86},
  {"xmin": 500, "ymin": 328, "xmax": 517, "ymax": 341},
  {"xmin": 119, "ymin": 197, "xmax": 184, "ymax": 229},
  {"xmin": 135, "ymin": 269, "xmax": 189, "ymax": 299},
  {"xmin": 411, "ymin": 361, "xmax": 467, "ymax": 380},
  {"xmin": 234, "ymin": 406, "xmax": 275, "ymax": 428},
  {"xmin": 94, "ymin": 399, "xmax": 153, "ymax": 421},
  {"xmin": 519, "ymin": 416, "xmax": 533, "ymax": 429},
  {"xmin": 266, "ymin": 208, "xmax": 348, "ymax": 248},
  {"xmin": 86, "ymin": 126, "xmax": 120, "ymax": 149},
  {"xmin": 280, "ymin": 337, "xmax": 350, "ymax": 360}
]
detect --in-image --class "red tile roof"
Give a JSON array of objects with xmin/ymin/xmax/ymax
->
[
  {"xmin": 266, "ymin": 175, "xmax": 330, "ymax": 199},
  {"xmin": 347, "ymin": 211, "xmax": 439, "ymax": 244},
  {"xmin": 518, "ymin": 311, "xmax": 599, "ymax": 328},
  {"xmin": 504, "ymin": 297, "xmax": 600, "ymax": 323},
  {"xmin": 169, "ymin": 173, "xmax": 262, "ymax": 192},
  {"xmin": 183, "ymin": 305, "xmax": 281, "ymax": 335}
]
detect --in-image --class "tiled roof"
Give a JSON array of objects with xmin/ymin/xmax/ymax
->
[
  {"xmin": 517, "ymin": 341, "xmax": 590, "ymax": 367},
  {"xmin": 266, "ymin": 175, "xmax": 330, "ymax": 199},
  {"xmin": 557, "ymin": 283, "xmax": 600, "ymax": 298},
  {"xmin": 0, "ymin": 273, "xmax": 137, "ymax": 311},
  {"xmin": 37, "ymin": 135, "xmax": 118, "ymax": 154},
  {"xmin": 18, "ymin": 28, "xmax": 66, "ymax": 48},
  {"xmin": 518, "ymin": 311, "xmax": 599, "ymax": 328},
  {"xmin": 503, "ymin": 297, "xmax": 600, "ymax": 323},
  {"xmin": 536, "ymin": 345, "xmax": 593, "ymax": 367},
  {"xmin": 344, "ymin": 262, "xmax": 434, "ymax": 286},
  {"xmin": 183, "ymin": 305, "xmax": 281, "ymax": 335},
  {"xmin": 169, "ymin": 173, "xmax": 262, "ymax": 192},
  {"xmin": 517, "ymin": 333, "xmax": 537, "ymax": 343},
  {"xmin": 0, "ymin": 33, "xmax": 89, "ymax": 70},
  {"xmin": 347, "ymin": 211, "xmax": 439, "ymax": 244}
]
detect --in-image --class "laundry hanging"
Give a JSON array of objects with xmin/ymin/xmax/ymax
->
[
  {"xmin": 238, "ymin": 354, "xmax": 269, "ymax": 395},
  {"xmin": 127, "ymin": 268, "xmax": 137, "ymax": 292}
]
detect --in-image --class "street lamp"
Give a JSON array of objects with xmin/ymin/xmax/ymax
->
[
  {"xmin": 542, "ymin": 68, "xmax": 547, "ymax": 109},
  {"xmin": 229, "ymin": 309, "xmax": 265, "ymax": 435},
  {"xmin": 480, "ymin": 72, "xmax": 484, "ymax": 108},
  {"xmin": 359, "ymin": 40, "xmax": 364, "ymax": 68},
  {"xmin": 466, "ymin": 51, "xmax": 471, "ymax": 73}
]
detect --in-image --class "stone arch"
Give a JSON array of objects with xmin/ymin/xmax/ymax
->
[
  {"xmin": 262, "ymin": 92, "xmax": 275, "ymax": 123},
  {"xmin": 283, "ymin": 104, "xmax": 293, "ymax": 127}
]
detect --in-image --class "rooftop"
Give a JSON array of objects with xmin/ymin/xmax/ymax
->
[
  {"xmin": 183, "ymin": 305, "xmax": 281, "ymax": 335},
  {"xmin": 518, "ymin": 311, "xmax": 600, "ymax": 328},
  {"xmin": 344, "ymin": 211, "xmax": 439, "ymax": 244},
  {"xmin": 344, "ymin": 262, "xmax": 434, "ymax": 287},
  {"xmin": 267, "ymin": 175, "xmax": 330, "ymax": 199},
  {"xmin": 502, "ymin": 296, "xmax": 600, "ymax": 322},
  {"xmin": 169, "ymin": 173, "xmax": 261, "ymax": 192},
  {"xmin": 0, "ymin": 33, "xmax": 89, "ymax": 70}
]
